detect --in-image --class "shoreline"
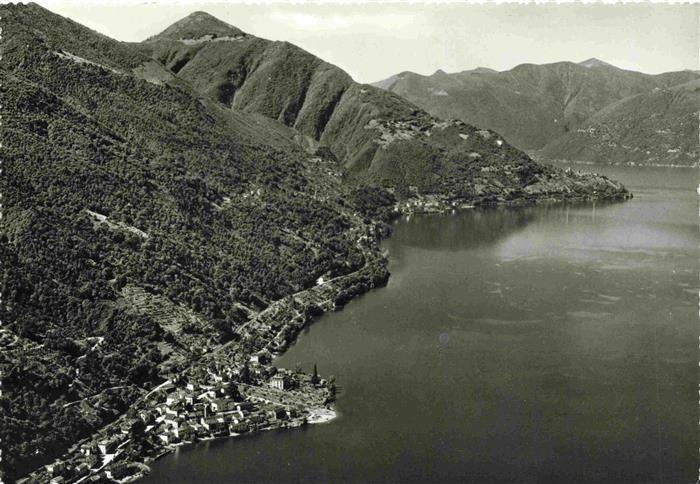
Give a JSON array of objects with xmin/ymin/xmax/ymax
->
[
  {"xmin": 536, "ymin": 157, "xmax": 698, "ymax": 169},
  {"xmin": 21, "ymin": 182, "xmax": 630, "ymax": 484},
  {"xmin": 307, "ymin": 407, "xmax": 338, "ymax": 425},
  {"xmin": 127, "ymin": 190, "xmax": 632, "ymax": 481},
  {"xmin": 395, "ymin": 188, "xmax": 631, "ymax": 216},
  {"xmin": 22, "ymin": 210, "xmax": 388, "ymax": 484},
  {"xmin": 121, "ymin": 187, "xmax": 632, "ymax": 483}
]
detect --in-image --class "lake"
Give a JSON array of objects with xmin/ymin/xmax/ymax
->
[{"xmin": 145, "ymin": 164, "xmax": 697, "ymax": 484}]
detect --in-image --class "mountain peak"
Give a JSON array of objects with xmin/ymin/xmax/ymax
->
[
  {"xmin": 579, "ymin": 58, "xmax": 614, "ymax": 69},
  {"xmin": 432, "ymin": 69, "xmax": 448, "ymax": 76},
  {"xmin": 148, "ymin": 11, "xmax": 245, "ymax": 41},
  {"xmin": 184, "ymin": 11, "xmax": 220, "ymax": 22},
  {"xmin": 461, "ymin": 67, "xmax": 498, "ymax": 75}
]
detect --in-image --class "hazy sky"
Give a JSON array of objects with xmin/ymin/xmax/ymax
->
[{"xmin": 37, "ymin": 1, "xmax": 699, "ymax": 83}]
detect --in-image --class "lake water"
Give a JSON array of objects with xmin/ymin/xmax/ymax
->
[{"xmin": 145, "ymin": 165, "xmax": 697, "ymax": 484}]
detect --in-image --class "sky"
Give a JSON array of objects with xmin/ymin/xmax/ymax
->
[{"xmin": 36, "ymin": 1, "xmax": 699, "ymax": 84}]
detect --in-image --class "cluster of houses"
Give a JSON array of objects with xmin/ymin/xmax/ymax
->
[
  {"xmin": 143, "ymin": 361, "xmax": 305, "ymax": 446},
  {"xmin": 25, "ymin": 350, "xmax": 328, "ymax": 484},
  {"xmin": 22, "ymin": 443, "xmax": 118, "ymax": 484},
  {"xmin": 147, "ymin": 384, "xmax": 286, "ymax": 445},
  {"xmin": 399, "ymin": 194, "xmax": 450, "ymax": 213},
  {"xmin": 28, "ymin": 417, "xmax": 141, "ymax": 483}
]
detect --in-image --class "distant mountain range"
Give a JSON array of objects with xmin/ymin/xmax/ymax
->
[{"xmin": 374, "ymin": 59, "xmax": 699, "ymax": 166}]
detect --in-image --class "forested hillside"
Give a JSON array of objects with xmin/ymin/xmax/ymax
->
[
  {"xmin": 138, "ymin": 13, "xmax": 632, "ymax": 193},
  {"xmin": 1, "ymin": 4, "xmax": 386, "ymax": 480},
  {"xmin": 1, "ymin": 5, "xmax": 628, "ymax": 482},
  {"xmin": 374, "ymin": 60, "xmax": 699, "ymax": 165},
  {"xmin": 540, "ymin": 80, "xmax": 700, "ymax": 165}
]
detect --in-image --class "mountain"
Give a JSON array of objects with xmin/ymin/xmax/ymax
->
[
  {"xmin": 373, "ymin": 60, "xmax": 699, "ymax": 165},
  {"xmin": 136, "ymin": 13, "xmax": 630, "ymax": 197},
  {"xmin": 540, "ymin": 79, "xmax": 700, "ymax": 165},
  {"xmin": 2, "ymin": 5, "xmax": 628, "ymax": 482},
  {"xmin": 578, "ymin": 57, "xmax": 615, "ymax": 69},
  {"xmin": 144, "ymin": 11, "xmax": 245, "ymax": 41}
]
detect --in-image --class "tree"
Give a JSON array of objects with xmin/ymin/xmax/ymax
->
[
  {"xmin": 240, "ymin": 363, "xmax": 251, "ymax": 384},
  {"xmin": 129, "ymin": 419, "xmax": 146, "ymax": 441},
  {"xmin": 227, "ymin": 382, "xmax": 241, "ymax": 400},
  {"xmin": 311, "ymin": 363, "xmax": 319, "ymax": 385}
]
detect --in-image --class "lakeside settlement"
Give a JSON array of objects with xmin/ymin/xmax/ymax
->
[
  {"xmin": 20, "ymin": 220, "xmax": 390, "ymax": 484},
  {"xmin": 19, "ymin": 164, "xmax": 630, "ymax": 484}
]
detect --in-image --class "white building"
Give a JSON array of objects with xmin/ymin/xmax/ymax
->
[{"xmin": 270, "ymin": 375, "xmax": 285, "ymax": 390}]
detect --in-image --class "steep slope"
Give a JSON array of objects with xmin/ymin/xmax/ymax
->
[
  {"xmin": 540, "ymin": 80, "xmax": 700, "ymax": 165},
  {"xmin": 1, "ymin": 4, "xmax": 388, "ymax": 481},
  {"xmin": 373, "ymin": 60, "xmax": 699, "ymax": 154},
  {"xmin": 138, "ymin": 13, "xmax": 628, "ymax": 201},
  {"xmin": 139, "ymin": 20, "xmax": 428, "ymax": 179}
]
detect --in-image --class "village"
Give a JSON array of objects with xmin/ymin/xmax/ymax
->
[
  {"xmin": 21, "ymin": 354, "xmax": 335, "ymax": 484},
  {"xmin": 20, "ymin": 226, "xmax": 388, "ymax": 484}
]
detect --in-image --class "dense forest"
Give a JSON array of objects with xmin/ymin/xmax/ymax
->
[{"xmin": 0, "ymin": 5, "xmax": 392, "ymax": 480}]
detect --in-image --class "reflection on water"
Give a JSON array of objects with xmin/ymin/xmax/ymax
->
[
  {"xmin": 396, "ymin": 200, "xmax": 626, "ymax": 251},
  {"xmin": 396, "ymin": 208, "xmax": 538, "ymax": 250},
  {"xmin": 145, "ymin": 166, "xmax": 696, "ymax": 484}
]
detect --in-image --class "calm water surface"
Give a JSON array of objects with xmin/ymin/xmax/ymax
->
[{"xmin": 146, "ymin": 165, "xmax": 697, "ymax": 484}]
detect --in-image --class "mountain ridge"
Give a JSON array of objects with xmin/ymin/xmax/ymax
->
[
  {"xmin": 373, "ymin": 59, "xmax": 699, "ymax": 165},
  {"xmin": 137, "ymin": 12, "xmax": 632, "ymax": 196},
  {"xmin": 539, "ymin": 79, "xmax": 700, "ymax": 165}
]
